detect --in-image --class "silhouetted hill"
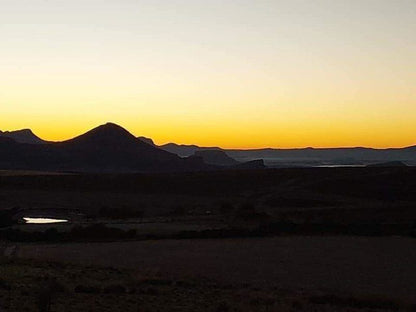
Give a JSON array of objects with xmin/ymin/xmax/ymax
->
[
  {"xmin": 160, "ymin": 143, "xmax": 221, "ymax": 157},
  {"xmin": 0, "ymin": 123, "xmax": 210, "ymax": 173},
  {"xmin": 64, "ymin": 123, "xmax": 133, "ymax": 144},
  {"xmin": 0, "ymin": 129, "xmax": 46, "ymax": 144},
  {"xmin": 137, "ymin": 136, "xmax": 155, "ymax": 146},
  {"xmin": 194, "ymin": 150, "xmax": 239, "ymax": 166}
]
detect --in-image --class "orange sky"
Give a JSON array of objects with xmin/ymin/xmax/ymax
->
[{"xmin": 1, "ymin": 0, "xmax": 415, "ymax": 149}]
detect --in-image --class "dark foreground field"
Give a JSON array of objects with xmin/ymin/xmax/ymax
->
[
  {"xmin": 1, "ymin": 167, "xmax": 416, "ymax": 311},
  {"xmin": 13, "ymin": 237, "xmax": 416, "ymax": 302},
  {"xmin": 2, "ymin": 256, "xmax": 413, "ymax": 312},
  {"xmin": 1, "ymin": 236, "xmax": 416, "ymax": 311},
  {"xmin": 1, "ymin": 167, "xmax": 416, "ymax": 232}
]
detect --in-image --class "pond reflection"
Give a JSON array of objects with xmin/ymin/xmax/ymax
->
[{"xmin": 23, "ymin": 217, "xmax": 68, "ymax": 224}]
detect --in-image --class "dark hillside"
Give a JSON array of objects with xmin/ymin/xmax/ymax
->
[{"xmin": 0, "ymin": 123, "xmax": 209, "ymax": 173}]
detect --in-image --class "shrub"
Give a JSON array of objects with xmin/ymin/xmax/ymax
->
[
  {"xmin": 219, "ymin": 201, "xmax": 234, "ymax": 214},
  {"xmin": 36, "ymin": 286, "xmax": 52, "ymax": 312},
  {"xmin": 309, "ymin": 294, "xmax": 401, "ymax": 310},
  {"xmin": 99, "ymin": 205, "xmax": 144, "ymax": 219},
  {"xmin": 34, "ymin": 279, "xmax": 64, "ymax": 312},
  {"xmin": 216, "ymin": 301, "xmax": 231, "ymax": 312},
  {"xmin": 103, "ymin": 284, "xmax": 126, "ymax": 294},
  {"xmin": 0, "ymin": 278, "xmax": 11, "ymax": 291},
  {"xmin": 169, "ymin": 205, "xmax": 186, "ymax": 216},
  {"xmin": 74, "ymin": 284, "xmax": 101, "ymax": 294}
]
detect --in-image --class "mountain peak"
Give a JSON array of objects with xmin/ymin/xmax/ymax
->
[
  {"xmin": 66, "ymin": 123, "xmax": 137, "ymax": 146},
  {"xmin": 91, "ymin": 122, "xmax": 134, "ymax": 136},
  {"xmin": 98, "ymin": 122, "xmax": 130, "ymax": 133},
  {"xmin": 103, "ymin": 122, "xmax": 123, "ymax": 128}
]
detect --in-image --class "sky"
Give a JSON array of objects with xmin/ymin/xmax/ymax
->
[{"xmin": 1, "ymin": 0, "xmax": 415, "ymax": 148}]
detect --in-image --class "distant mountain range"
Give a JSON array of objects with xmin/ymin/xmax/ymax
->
[
  {"xmin": 159, "ymin": 142, "xmax": 416, "ymax": 167},
  {"xmin": 1, "ymin": 123, "xmax": 415, "ymax": 171}
]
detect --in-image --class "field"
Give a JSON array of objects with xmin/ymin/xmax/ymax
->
[
  {"xmin": 1, "ymin": 167, "xmax": 416, "ymax": 311},
  {"xmin": 1, "ymin": 236, "xmax": 415, "ymax": 311},
  {"xmin": 1, "ymin": 259, "xmax": 411, "ymax": 312},
  {"xmin": 12, "ymin": 236, "xmax": 416, "ymax": 302}
]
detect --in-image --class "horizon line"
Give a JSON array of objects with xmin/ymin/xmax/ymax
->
[{"xmin": 1, "ymin": 123, "xmax": 415, "ymax": 151}]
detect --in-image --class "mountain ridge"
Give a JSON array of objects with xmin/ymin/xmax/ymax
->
[
  {"xmin": 0, "ymin": 129, "xmax": 46, "ymax": 144},
  {"xmin": 0, "ymin": 123, "xmax": 210, "ymax": 173},
  {"xmin": 1, "ymin": 124, "xmax": 415, "ymax": 168}
]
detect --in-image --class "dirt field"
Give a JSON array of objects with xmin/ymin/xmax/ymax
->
[{"xmin": 15, "ymin": 236, "xmax": 416, "ymax": 303}]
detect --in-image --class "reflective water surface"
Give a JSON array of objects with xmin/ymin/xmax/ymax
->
[{"xmin": 23, "ymin": 217, "xmax": 68, "ymax": 224}]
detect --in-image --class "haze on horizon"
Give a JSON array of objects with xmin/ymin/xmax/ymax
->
[{"xmin": 1, "ymin": 0, "xmax": 415, "ymax": 149}]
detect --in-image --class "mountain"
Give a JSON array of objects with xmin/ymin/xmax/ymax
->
[
  {"xmin": 159, "ymin": 142, "xmax": 416, "ymax": 167},
  {"xmin": 137, "ymin": 136, "xmax": 155, "ymax": 146},
  {"xmin": 0, "ymin": 129, "xmax": 46, "ymax": 144},
  {"xmin": 160, "ymin": 143, "xmax": 221, "ymax": 157},
  {"xmin": 0, "ymin": 123, "xmax": 209, "ymax": 173},
  {"xmin": 1, "ymin": 124, "xmax": 415, "ymax": 170},
  {"xmin": 194, "ymin": 150, "xmax": 239, "ymax": 166},
  {"xmin": 224, "ymin": 146, "xmax": 416, "ymax": 166}
]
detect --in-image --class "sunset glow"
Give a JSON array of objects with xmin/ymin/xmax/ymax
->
[{"xmin": 1, "ymin": 0, "xmax": 415, "ymax": 148}]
